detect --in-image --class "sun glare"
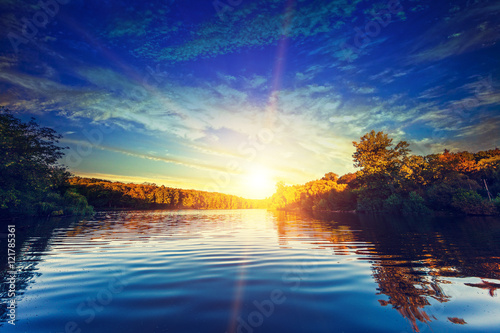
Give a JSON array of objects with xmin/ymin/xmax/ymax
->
[{"xmin": 244, "ymin": 166, "xmax": 275, "ymax": 199}]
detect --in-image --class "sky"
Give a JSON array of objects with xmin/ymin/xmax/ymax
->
[{"xmin": 1, "ymin": 0, "xmax": 499, "ymax": 199}]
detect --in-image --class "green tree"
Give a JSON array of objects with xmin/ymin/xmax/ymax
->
[{"xmin": 0, "ymin": 108, "xmax": 92, "ymax": 216}]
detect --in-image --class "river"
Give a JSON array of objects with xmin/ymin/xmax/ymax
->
[{"xmin": 1, "ymin": 209, "xmax": 500, "ymax": 332}]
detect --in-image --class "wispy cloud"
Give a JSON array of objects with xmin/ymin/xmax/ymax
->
[
  {"xmin": 60, "ymin": 138, "xmax": 240, "ymax": 175},
  {"xmin": 408, "ymin": 2, "xmax": 500, "ymax": 63},
  {"xmin": 128, "ymin": 0, "xmax": 362, "ymax": 63},
  {"xmin": 1, "ymin": 0, "xmax": 499, "ymax": 197}
]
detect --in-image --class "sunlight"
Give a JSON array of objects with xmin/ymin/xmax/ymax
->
[{"xmin": 244, "ymin": 166, "xmax": 275, "ymax": 199}]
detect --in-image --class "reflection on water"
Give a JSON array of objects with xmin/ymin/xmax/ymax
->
[
  {"xmin": 1, "ymin": 210, "xmax": 500, "ymax": 333},
  {"xmin": 293, "ymin": 211, "xmax": 500, "ymax": 332}
]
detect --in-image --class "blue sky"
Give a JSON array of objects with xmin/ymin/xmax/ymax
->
[{"xmin": 1, "ymin": 0, "xmax": 499, "ymax": 198}]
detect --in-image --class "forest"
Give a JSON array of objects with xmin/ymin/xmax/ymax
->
[
  {"xmin": 0, "ymin": 108, "xmax": 264, "ymax": 217},
  {"xmin": 69, "ymin": 177, "xmax": 267, "ymax": 210},
  {"xmin": 269, "ymin": 130, "xmax": 500, "ymax": 216}
]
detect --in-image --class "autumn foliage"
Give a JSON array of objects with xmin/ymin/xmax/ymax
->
[
  {"xmin": 269, "ymin": 131, "xmax": 500, "ymax": 215},
  {"xmin": 69, "ymin": 177, "xmax": 267, "ymax": 210}
]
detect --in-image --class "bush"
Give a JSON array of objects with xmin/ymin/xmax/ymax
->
[
  {"xmin": 425, "ymin": 176, "xmax": 481, "ymax": 211},
  {"xmin": 402, "ymin": 192, "xmax": 432, "ymax": 215},
  {"xmin": 383, "ymin": 193, "xmax": 403, "ymax": 213},
  {"xmin": 493, "ymin": 195, "xmax": 500, "ymax": 213},
  {"xmin": 328, "ymin": 189, "xmax": 357, "ymax": 211},
  {"xmin": 426, "ymin": 182, "xmax": 457, "ymax": 210},
  {"xmin": 382, "ymin": 192, "xmax": 431, "ymax": 215},
  {"xmin": 357, "ymin": 194, "xmax": 385, "ymax": 213},
  {"xmin": 36, "ymin": 192, "xmax": 63, "ymax": 216},
  {"xmin": 451, "ymin": 190, "xmax": 497, "ymax": 215},
  {"xmin": 62, "ymin": 189, "xmax": 94, "ymax": 216},
  {"xmin": 355, "ymin": 185, "xmax": 392, "ymax": 213},
  {"xmin": 34, "ymin": 189, "xmax": 93, "ymax": 216},
  {"xmin": 313, "ymin": 198, "xmax": 328, "ymax": 211}
]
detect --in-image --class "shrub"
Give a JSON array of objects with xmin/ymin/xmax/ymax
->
[
  {"xmin": 36, "ymin": 192, "xmax": 63, "ymax": 216},
  {"xmin": 493, "ymin": 195, "xmax": 500, "ymax": 213},
  {"xmin": 425, "ymin": 182, "xmax": 457, "ymax": 210},
  {"xmin": 313, "ymin": 198, "xmax": 328, "ymax": 211},
  {"xmin": 328, "ymin": 189, "xmax": 357, "ymax": 211},
  {"xmin": 34, "ymin": 189, "xmax": 93, "ymax": 216},
  {"xmin": 357, "ymin": 194, "xmax": 385, "ymax": 213},
  {"xmin": 425, "ymin": 176, "xmax": 481, "ymax": 211},
  {"xmin": 451, "ymin": 190, "xmax": 497, "ymax": 215},
  {"xmin": 402, "ymin": 192, "xmax": 432, "ymax": 215},
  {"xmin": 355, "ymin": 185, "xmax": 392, "ymax": 213},
  {"xmin": 63, "ymin": 189, "xmax": 94, "ymax": 216},
  {"xmin": 382, "ymin": 192, "xmax": 431, "ymax": 215},
  {"xmin": 383, "ymin": 193, "xmax": 403, "ymax": 213}
]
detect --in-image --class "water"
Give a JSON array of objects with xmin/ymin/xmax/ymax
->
[{"xmin": 1, "ymin": 209, "xmax": 500, "ymax": 333}]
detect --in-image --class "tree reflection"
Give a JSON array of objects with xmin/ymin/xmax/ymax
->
[
  {"xmin": 464, "ymin": 280, "xmax": 500, "ymax": 297},
  {"xmin": 274, "ymin": 211, "xmax": 500, "ymax": 332},
  {"xmin": 2, "ymin": 211, "xmax": 499, "ymax": 332},
  {"xmin": 0, "ymin": 216, "xmax": 81, "ymax": 325}
]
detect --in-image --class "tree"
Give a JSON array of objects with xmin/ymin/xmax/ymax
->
[
  {"xmin": 322, "ymin": 172, "xmax": 339, "ymax": 182},
  {"xmin": 353, "ymin": 130, "xmax": 410, "ymax": 177},
  {"xmin": 337, "ymin": 172, "xmax": 357, "ymax": 186},
  {"xmin": 352, "ymin": 131, "xmax": 411, "ymax": 212},
  {"xmin": 268, "ymin": 130, "xmax": 498, "ymax": 215},
  {"xmin": 0, "ymin": 107, "xmax": 92, "ymax": 216}
]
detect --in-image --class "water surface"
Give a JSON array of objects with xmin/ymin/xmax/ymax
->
[{"xmin": 1, "ymin": 210, "xmax": 500, "ymax": 332}]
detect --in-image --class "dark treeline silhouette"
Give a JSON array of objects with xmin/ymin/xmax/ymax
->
[
  {"xmin": 69, "ymin": 177, "xmax": 267, "ymax": 210},
  {"xmin": 269, "ymin": 131, "xmax": 500, "ymax": 215}
]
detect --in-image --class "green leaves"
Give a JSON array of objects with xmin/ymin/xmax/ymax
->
[{"xmin": 0, "ymin": 107, "xmax": 91, "ymax": 217}]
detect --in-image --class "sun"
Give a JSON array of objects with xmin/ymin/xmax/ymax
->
[{"xmin": 244, "ymin": 166, "xmax": 275, "ymax": 199}]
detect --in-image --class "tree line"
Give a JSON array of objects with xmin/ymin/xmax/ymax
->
[
  {"xmin": 0, "ymin": 108, "xmax": 264, "ymax": 217},
  {"xmin": 2, "ymin": 108, "xmax": 499, "ymax": 217},
  {"xmin": 269, "ymin": 130, "xmax": 500, "ymax": 215},
  {"xmin": 69, "ymin": 177, "xmax": 267, "ymax": 210}
]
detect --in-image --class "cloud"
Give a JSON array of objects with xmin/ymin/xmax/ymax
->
[
  {"xmin": 0, "ymin": 69, "xmax": 69, "ymax": 93},
  {"xmin": 61, "ymin": 138, "xmax": 240, "ymax": 175},
  {"xmin": 245, "ymin": 75, "xmax": 267, "ymax": 89},
  {"xmin": 129, "ymin": 0, "xmax": 362, "ymax": 63},
  {"xmin": 368, "ymin": 68, "xmax": 411, "ymax": 85},
  {"xmin": 408, "ymin": 2, "xmax": 500, "ymax": 63}
]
